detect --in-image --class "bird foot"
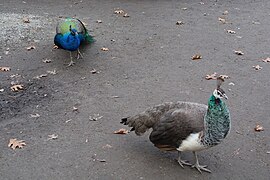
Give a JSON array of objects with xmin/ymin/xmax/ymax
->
[
  {"xmin": 192, "ymin": 163, "xmax": 211, "ymax": 173},
  {"xmin": 67, "ymin": 60, "xmax": 75, "ymax": 66},
  {"xmin": 77, "ymin": 51, "xmax": 83, "ymax": 59},
  {"xmin": 177, "ymin": 159, "xmax": 192, "ymax": 168}
]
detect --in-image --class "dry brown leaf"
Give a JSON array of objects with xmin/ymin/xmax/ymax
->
[
  {"xmin": 218, "ymin": 17, "xmax": 226, "ymax": 24},
  {"xmin": 114, "ymin": 9, "xmax": 125, "ymax": 14},
  {"xmin": 26, "ymin": 45, "xmax": 36, "ymax": 51},
  {"xmin": 219, "ymin": 75, "xmax": 229, "ymax": 79},
  {"xmin": 96, "ymin": 20, "xmax": 102, "ymax": 23},
  {"xmin": 205, "ymin": 72, "xmax": 217, "ymax": 80},
  {"xmin": 227, "ymin": 30, "xmax": 236, "ymax": 34},
  {"xmin": 114, "ymin": 128, "xmax": 129, "ymax": 134},
  {"xmin": 30, "ymin": 113, "xmax": 40, "ymax": 118},
  {"xmin": 0, "ymin": 67, "xmax": 11, "ymax": 72},
  {"xmin": 253, "ymin": 65, "xmax": 262, "ymax": 70},
  {"xmin": 123, "ymin": 13, "xmax": 130, "ymax": 18},
  {"xmin": 101, "ymin": 47, "xmax": 109, "ymax": 51},
  {"xmin": 48, "ymin": 134, "xmax": 58, "ymax": 140},
  {"xmin": 47, "ymin": 69, "xmax": 57, "ymax": 75},
  {"xmin": 102, "ymin": 144, "xmax": 113, "ymax": 149},
  {"xmin": 43, "ymin": 59, "xmax": 52, "ymax": 63},
  {"xmin": 22, "ymin": 17, "xmax": 30, "ymax": 23},
  {"xmin": 192, "ymin": 54, "xmax": 202, "ymax": 60},
  {"xmin": 223, "ymin": 10, "xmax": 229, "ymax": 15},
  {"xmin": 34, "ymin": 74, "xmax": 48, "ymax": 79},
  {"xmin": 90, "ymin": 68, "xmax": 100, "ymax": 74},
  {"xmin": 235, "ymin": 50, "xmax": 244, "ymax": 55},
  {"xmin": 73, "ymin": 106, "xmax": 78, "ymax": 112},
  {"xmin": 8, "ymin": 138, "xmax": 26, "ymax": 150},
  {"xmin": 254, "ymin": 125, "xmax": 264, "ymax": 132},
  {"xmin": 89, "ymin": 114, "xmax": 103, "ymax": 121},
  {"xmin": 11, "ymin": 84, "xmax": 24, "ymax": 92},
  {"xmin": 262, "ymin": 57, "xmax": 270, "ymax": 63},
  {"xmin": 53, "ymin": 45, "xmax": 59, "ymax": 49},
  {"xmin": 176, "ymin": 21, "xmax": 184, "ymax": 25}
]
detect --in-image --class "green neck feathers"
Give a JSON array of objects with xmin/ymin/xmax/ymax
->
[{"xmin": 203, "ymin": 94, "xmax": 231, "ymax": 147}]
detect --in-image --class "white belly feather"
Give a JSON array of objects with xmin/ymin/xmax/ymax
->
[{"xmin": 177, "ymin": 133, "xmax": 206, "ymax": 152}]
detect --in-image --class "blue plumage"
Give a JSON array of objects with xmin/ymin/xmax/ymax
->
[{"xmin": 54, "ymin": 18, "xmax": 95, "ymax": 66}]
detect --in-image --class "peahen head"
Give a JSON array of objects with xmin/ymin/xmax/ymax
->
[
  {"xmin": 69, "ymin": 25, "xmax": 78, "ymax": 36},
  {"xmin": 212, "ymin": 77, "xmax": 228, "ymax": 100}
]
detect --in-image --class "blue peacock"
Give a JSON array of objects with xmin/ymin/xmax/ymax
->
[
  {"xmin": 54, "ymin": 18, "xmax": 95, "ymax": 66},
  {"xmin": 121, "ymin": 76, "xmax": 231, "ymax": 173}
]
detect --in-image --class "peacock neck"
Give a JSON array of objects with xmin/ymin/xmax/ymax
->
[{"xmin": 202, "ymin": 95, "xmax": 231, "ymax": 147}]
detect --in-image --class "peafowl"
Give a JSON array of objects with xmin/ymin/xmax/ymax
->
[
  {"xmin": 121, "ymin": 77, "xmax": 231, "ymax": 173},
  {"xmin": 54, "ymin": 18, "xmax": 95, "ymax": 66}
]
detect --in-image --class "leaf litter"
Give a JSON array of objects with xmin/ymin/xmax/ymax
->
[
  {"xmin": 254, "ymin": 125, "xmax": 264, "ymax": 132},
  {"xmin": 8, "ymin": 138, "xmax": 26, "ymax": 150},
  {"xmin": 253, "ymin": 65, "xmax": 262, "ymax": 70},
  {"xmin": 0, "ymin": 67, "xmax": 11, "ymax": 72},
  {"xmin": 114, "ymin": 128, "xmax": 129, "ymax": 134},
  {"xmin": 11, "ymin": 84, "xmax": 24, "ymax": 92},
  {"xmin": 192, "ymin": 54, "xmax": 202, "ymax": 60}
]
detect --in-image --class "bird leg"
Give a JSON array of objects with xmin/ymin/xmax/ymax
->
[
  {"xmin": 191, "ymin": 152, "xmax": 211, "ymax": 173},
  {"xmin": 177, "ymin": 151, "xmax": 192, "ymax": 168},
  {"xmin": 77, "ymin": 49, "xmax": 83, "ymax": 59},
  {"xmin": 68, "ymin": 51, "xmax": 75, "ymax": 66}
]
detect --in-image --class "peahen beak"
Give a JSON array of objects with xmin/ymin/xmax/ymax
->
[{"xmin": 223, "ymin": 93, "xmax": 228, "ymax": 99}]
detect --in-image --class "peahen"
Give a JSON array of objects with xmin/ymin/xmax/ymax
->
[
  {"xmin": 120, "ymin": 77, "xmax": 231, "ymax": 173},
  {"xmin": 54, "ymin": 17, "xmax": 95, "ymax": 66}
]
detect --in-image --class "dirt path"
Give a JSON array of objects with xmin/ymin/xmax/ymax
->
[{"xmin": 0, "ymin": 0, "xmax": 269, "ymax": 179}]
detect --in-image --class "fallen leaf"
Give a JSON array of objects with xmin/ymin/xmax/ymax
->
[
  {"xmin": 102, "ymin": 144, "xmax": 113, "ymax": 149},
  {"xmin": 176, "ymin": 21, "xmax": 184, "ymax": 25},
  {"xmin": 34, "ymin": 74, "xmax": 48, "ymax": 79},
  {"xmin": 227, "ymin": 30, "xmax": 236, "ymax": 34},
  {"xmin": 47, "ymin": 69, "xmax": 57, "ymax": 75},
  {"xmin": 30, "ymin": 113, "xmax": 40, "ymax": 118},
  {"xmin": 73, "ymin": 106, "xmax": 79, "ymax": 112},
  {"xmin": 223, "ymin": 10, "xmax": 229, "ymax": 15},
  {"xmin": 90, "ymin": 69, "xmax": 100, "ymax": 74},
  {"xmin": 205, "ymin": 72, "xmax": 217, "ymax": 80},
  {"xmin": 192, "ymin": 54, "xmax": 202, "ymax": 60},
  {"xmin": 101, "ymin": 47, "xmax": 109, "ymax": 51},
  {"xmin": 219, "ymin": 75, "xmax": 229, "ymax": 79},
  {"xmin": 53, "ymin": 45, "xmax": 59, "ymax": 49},
  {"xmin": 26, "ymin": 45, "xmax": 36, "ymax": 51},
  {"xmin": 0, "ymin": 67, "xmax": 11, "ymax": 72},
  {"xmin": 253, "ymin": 65, "xmax": 262, "ymax": 70},
  {"xmin": 235, "ymin": 50, "xmax": 244, "ymax": 55},
  {"xmin": 0, "ymin": 89, "xmax": 4, "ymax": 92},
  {"xmin": 218, "ymin": 17, "xmax": 226, "ymax": 24},
  {"xmin": 123, "ymin": 13, "xmax": 130, "ymax": 18},
  {"xmin": 22, "ymin": 17, "xmax": 30, "ymax": 23},
  {"xmin": 96, "ymin": 20, "xmax": 102, "ymax": 23},
  {"xmin": 254, "ymin": 125, "xmax": 264, "ymax": 132},
  {"xmin": 11, "ymin": 84, "xmax": 24, "ymax": 92},
  {"xmin": 114, "ymin": 128, "xmax": 129, "ymax": 134},
  {"xmin": 114, "ymin": 9, "xmax": 125, "ymax": 14},
  {"xmin": 48, "ymin": 134, "xmax": 58, "ymax": 140},
  {"xmin": 89, "ymin": 114, "xmax": 103, "ymax": 121},
  {"xmin": 262, "ymin": 57, "xmax": 270, "ymax": 63},
  {"xmin": 8, "ymin": 138, "xmax": 26, "ymax": 150},
  {"xmin": 42, "ymin": 59, "xmax": 52, "ymax": 63}
]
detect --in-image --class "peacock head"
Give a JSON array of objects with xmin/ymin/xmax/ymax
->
[
  {"xmin": 69, "ymin": 25, "xmax": 78, "ymax": 36},
  {"xmin": 213, "ymin": 77, "xmax": 228, "ymax": 100}
]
